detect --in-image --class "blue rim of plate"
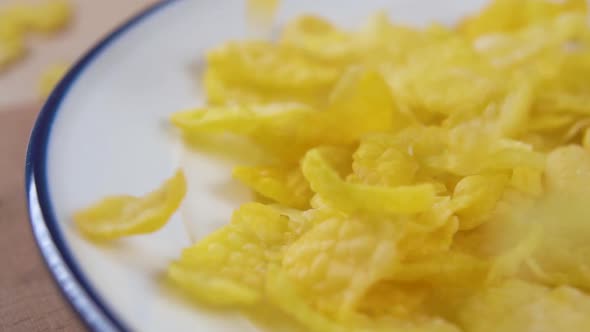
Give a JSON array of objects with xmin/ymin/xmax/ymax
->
[{"xmin": 25, "ymin": 1, "xmax": 179, "ymax": 331}]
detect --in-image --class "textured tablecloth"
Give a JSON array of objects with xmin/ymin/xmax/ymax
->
[
  {"xmin": 0, "ymin": 0, "xmax": 156, "ymax": 109},
  {"xmin": 0, "ymin": 104, "xmax": 84, "ymax": 332},
  {"xmin": 0, "ymin": 1, "xmax": 158, "ymax": 331}
]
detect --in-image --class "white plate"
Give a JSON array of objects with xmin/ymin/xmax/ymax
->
[{"xmin": 26, "ymin": 0, "xmax": 488, "ymax": 331}]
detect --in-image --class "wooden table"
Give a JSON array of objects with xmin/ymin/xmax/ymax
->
[{"xmin": 0, "ymin": 1, "xmax": 157, "ymax": 331}]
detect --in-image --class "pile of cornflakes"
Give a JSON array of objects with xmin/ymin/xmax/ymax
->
[
  {"xmin": 0, "ymin": 0, "xmax": 71, "ymax": 70},
  {"xmin": 75, "ymin": 0, "xmax": 590, "ymax": 331}
]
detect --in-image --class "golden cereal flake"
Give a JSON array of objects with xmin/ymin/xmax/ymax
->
[
  {"xmin": 0, "ymin": 0, "xmax": 71, "ymax": 70},
  {"xmin": 583, "ymin": 127, "xmax": 590, "ymax": 149},
  {"xmin": 320, "ymin": 68, "xmax": 399, "ymax": 143},
  {"xmin": 175, "ymin": 69, "xmax": 400, "ymax": 161},
  {"xmin": 395, "ymin": 207, "xmax": 459, "ymax": 259},
  {"xmin": 388, "ymin": 39, "xmax": 500, "ymax": 119},
  {"xmin": 455, "ymin": 280, "xmax": 590, "ymax": 332},
  {"xmin": 204, "ymin": 41, "xmax": 341, "ymax": 105},
  {"xmin": 521, "ymin": 193, "xmax": 590, "ymax": 291},
  {"xmin": 509, "ymin": 166, "xmax": 544, "ymax": 196},
  {"xmin": 445, "ymin": 121, "xmax": 546, "ymax": 176},
  {"xmin": 170, "ymin": 203, "xmax": 306, "ymax": 306},
  {"xmin": 496, "ymin": 82, "xmax": 534, "ymax": 138},
  {"xmin": 233, "ymin": 164, "xmax": 312, "ymax": 209},
  {"xmin": 282, "ymin": 214, "xmax": 400, "ymax": 314},
  {"xmin": 38, "ymin": 63, "xmax": 68, "ymax": 98},
  {"xmin": 280, "ymin": 15, "xmax": 360, "ymax": 64},
  {"xmin": 459, "ymin": 0, "xmax": 587, "ymax": 39},
  {"xmin": 266, "ymin": 267, "xmax": 461, "ymax": 332},
  {"xmin": 73, "ymin": 171, "xmax": 186, "ymax": 241},
  {"xmin": 451, "ymin": 174, "xmax": 509, "ymax": 230},
  {"xmin": 302, "ymin": 148, "xmax": 437, "ymax": 215},
  {"xmin": 350, "ymin": 134, "xmax": 420, "ymax": 187},
  {"xmin": 246, "ymin": 0, "xmax": 279, "ymax": 26},
  {"xmin": 545, "ymin": 144, "xmax": 590, "ymax": 192}
]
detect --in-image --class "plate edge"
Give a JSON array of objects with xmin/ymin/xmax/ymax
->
[{"xmin": 24, "ymin": 1, "xmax": 180, "ymax": 331}]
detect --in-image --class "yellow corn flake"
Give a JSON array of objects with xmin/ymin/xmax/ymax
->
[
  {"xmin": 583, "ymin": 127, "xmax": 590, "ymax": 149},
  {"xmin": 0, "ymin": 17, "xmax": 25, "ymax": 68},
  {"xmin": 169, "ymin": 203, "xmax": 308, "ymax": 307},
  {"xmin": 486, "ymin": 227, "xmax": 541, "ymax": 282},
  {"xmin": 246, "ymin": 0, "xmax": 279, "ymax": 25},
  {"xmin": 282, "ymin": 200, "xmax": 457, "ymax": 314},
  {"xmin": 170, "ymin": 104, "xmax": 313, "ymax": 135},
  {"xmin": 388, "ymin": 250, "xmax": 490, "ymax": 287},
  {"xmin": 455, "ymin": 280, "xmax": 590, "ymax": 332},
  {"xmin": 459, "ymin": 0, "xmax": 587, "ymax": 39},
  {"xmin": 266, "ymin": 267, "xmax": 350, "ymax": 332},
  {"xmin": 280, "ymin": 15, "xmax": 357, "ymax": 62},
  {"xmin": 282, "ymin": 214, "xmax": 400, "ymax": 315},
  {"xmin": 169, "ymin": 203, "xmax": 282, "ymax": 305},
  {"xmin": 0, "ymin": 31, "xmax": 25, "ymax": 68},
  {"xmin": 386, "ymin": 126, "xmax": 449, "ymax": 175},
  {"xmin": 396, "ymin": 210, "xmax": 459, "ymax": 260},
  {"xmin": 451, "ymin": 174, "xmax": 509, "ymax": 230},
  {"xmin": 250, "ymin": 68, "xmax": 398, "ymax": 151},
  {"xmin": 445, "ymin": 121, "xmax": 546, "ymax": 176},
  {"xmin": 520, "ymin": 194, "xmax": 590, "ymax": 291},
  {"xmin": 251, "ymin": 68, "xmax": 399, "ymax": 149},
  {"xmin": 528, "ymin": 113, "xmax": 576, "ymax": 133},
  {"xmin": 301, "ymin": 148, "xmax": 437, "ymax": 215},
  {"xmin": 539, "ymin": 93, "xmax": 590, "ymax": 116},
  {"xmin": 175, "ymin": 69, "xmax": 399, "ymax": 161},
  {"xmin": 390, "ymin": 232, "xmax": 539, "ymax": 300},
  {"xmin": 496, "ymin": 82, "xmax": 534, "ymax": 138},
  {"xmin": 167, "ymin": 263, "xmax": 260, "ymax": 306},
  {"xmin": 357, "ymin": 281, "xmax": 429, "ymax": 318},
  {"xmin": 320, "ymin": 68, "xmax": 399, "ymax": 142},
  {"xmin": 19, "ymin": 0, "xmax": 71, "ymax": 32},
  {"xmin": 38, "ymin": 63, "xmax": 68, "ymax": 98},
  {"xmin": 281, "ymin": 201, "xmax": 457, "ymax": 314},
  {"xmin": 206, "ymin": 41, "xmax": 339, "ymax": 90},
  {"xmin": 453, "ymin": 191, "xmax": 590, "ymax": 291},
  {"xmin": 509, "ymin": 166, "xmax": 544, "ymax": 196},
  {"xmin": 560, "ymin": 117, "xmax": 590, "ymax": 144},
  {"xmin": 73, "ymin": 170, "xmax": 186, "ymax": 241},
  {"xmin": 389, "ymin": 39, "xmax": 501, "ymax": 121},
  {"xmin": 451, "ymin": 192, "xmax": 536, "ymax": 256},
  {"xmin": 266, "ymin": 267, "xmax": 461, "ymax": 332},
  {"xmin": 313, "ymin": 145, "xmax": 354, "ymax": 178},
  {"xmin": 171, "ymin": 103, "xmax": 317, "ymax": 161},
  {"xmin": 204, "ymin": 41, "xmax": 341, "ymax": 105},
  {"xmin": 350, "ymin": 133, "xmax": 419, "ymax": 187},
  {"xmin": 0, "ymin": 0, "xmax": 71, "ymax": 70},
  {"xmin": 233, "ymin": 164, "xmax": 312, "ymax": 209},
  {"xmin": 545, "ymin": 144, "xmax": 590, "ymax": 192},
  {"xmin": 474, "ymin": 13, "xmax": 589, "ymax": 72}
]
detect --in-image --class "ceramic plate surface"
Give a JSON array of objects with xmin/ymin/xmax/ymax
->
[{"xmin": 26, "ymin": 0, "xmax": 488, "ymax": 331}]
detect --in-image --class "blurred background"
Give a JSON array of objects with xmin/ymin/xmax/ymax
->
[{"xmin": 0, "ymin": 1, "xmax": 155, "ymax": 331}]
